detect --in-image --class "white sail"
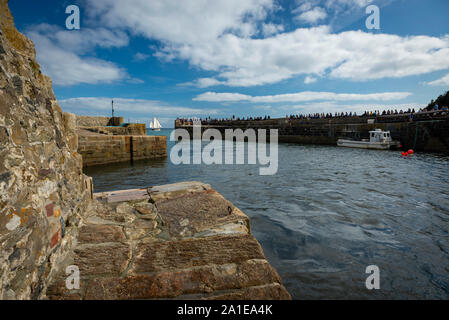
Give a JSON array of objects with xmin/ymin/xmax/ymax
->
[{"xmin": 150, "ymin": 117, "xmax": 162, "ymax": 130}]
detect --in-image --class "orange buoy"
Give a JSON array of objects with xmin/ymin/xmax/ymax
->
[{"xmin": 408, "ymin": 149, "xmax": 414, "ymax": 155}]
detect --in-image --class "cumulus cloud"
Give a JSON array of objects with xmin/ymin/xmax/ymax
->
[
  {"xmin": 180, "ymin": 78, "xmax": 226, "ymax": 88},
  {"xmin": 304, "ymin": 76, "xmax": 318, "ymax": 84},
  {"xmin": 175, "ymin": 26, "xmax": 449, "ymax": 87},
  {"xmin": 193, "ymin": 91, "xmax": 412, "ymax": 103},
  {"xmin": 133, "ymin": 53, "xmax": 150, "ymax": 62},
  {"xmin": 425, "ymin": 73, "xmax": 449, "ymax": 86},
  {"xmin": 262, "ymin": 23, "xmax": 284, "ymax": 36},
  {"xmin": 27, "ymin": 23, "xmax": 129, "ymax": 54},
  {"xmin": 254, "ymin": 105, "xmax": 273, "ymax": 111},
  {"xmin": 126, "ymin": 78, "xmax": 145, "ymax": 84},
  {"xmin": 325, "ymin": 0, "xmax": 375, "ymax": 9},
  {"xmin": 194, "ymin": 92, "xmax": 253, "ymax": 102},
  {"xmin": 295, "ymin": 2, "xmax": 314, "ymax": 12},
  {"xmin": 39, "ymin": 0, "xmax": 449, "ymax": 89},
  {"xmin": 27, "ymin": 24, "xmax": 128, "ymax": 86},
  {"xmin": 296, "ymin": 0, "xmax": 376, "ymax": 18},
  {"xmin": 295, "ymin": 7, "xmax": 327, "ymax": 24},
  {"xmin": 85, "ymin": 0, "xmax": 275, "ymax": 44},
  {"xmin": 26, "ymin": 0, "xmax": 449, "ymax": 90}
]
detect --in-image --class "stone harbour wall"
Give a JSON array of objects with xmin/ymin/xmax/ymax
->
[
  {"xmin": 132, "ymin": 135, "xmax": 167, "ymax": 161},
  {"xmin": 78, "ymin": 135, "xmax": 132, "ymax": 167},
  {"xmin": 75, "ymin": 115, "xmax": 124, "ymax": 128},
  {"xmin": 78, "ymin": 134, "xmax": 167, "ymax": 167},
  {"xmin": 0, "ymin": 0, "xmax": 92, "ymax": 299},
  {"xmin": 79, "ymin": 123, "xmax": 146, "ymax": 136},
  {"xmin": 176, "ymin": 115, "xmax": 449, "ymax": 154}
]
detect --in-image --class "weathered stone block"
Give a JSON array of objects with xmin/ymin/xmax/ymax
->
[
  {"xmin": 74, "ymin": 243, "xmax": 131, "ymax": 276},
  {"xmin": 84, "ymin": 260, "xmax": 284, "ymax": 300},
  {"xmin": 130, "ymin": 234, "xmax": 265, "ymax": 274},
  {"xmin": 78, "ymin": 224, "xmax": 125, "ymax": 244},
  {"xmin": 155, "ymin": 190, "xmax": 250, "ymax": 238}
]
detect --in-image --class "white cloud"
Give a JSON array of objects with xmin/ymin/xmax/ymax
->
[
  {"xmin": 311, "ymin": 0, "xmax": 390, "ymax": 32},
  {"xmin": 295, "ymin": 7, "xmax": 327, "ymax": 24},
  {"xmin": 325, "ymin": 0, "xmax": 375, "ymax": 9},
  {"xmin": 254, "ymin": 105, "xmax": 273, "ymax": 111},
  {"xmin": 262, "ymin": 23, "xmax": 284, "ymax": 37},
  {"xmin": 86, "ymin": 0, "xmax": 275, "ymax": 44},
  {"xmin": 328, "ymin": 33, "xmax": 449, "ymax": 80},
  {"xmin": 27, "ymin": 24, "xmax": 128, "ymax": 86},
  {"xmin": 59, "ymin": 97, "xmax": 220, "ymax": 116},
  {"xmin": 163, "ymin": 27, "xmax": 449, "ymax": 87},
  {"xmin": 180, "ymin": 78, "xmax": 226, "ymax": 88},
  {"xmin": 26, "ymin": 0, "xmax": 448, "ymax": 90},
  {"xmin": 194, "ymin": 92, "xmax": 253, "ymax": 102},
  {"xmin": 304, "ymin": 76, "xmax": 317, "ymax": 84},
  {"xmin": 28, "ymin": 23, "xmax": 129, "ymax": 54},
  {"xmin": 133, "ymin": 53, "xmax": 150, "ymax": 62},
  {"xmin": 425, "ymin": 73, "xmax": 449, "ymax": 86},
  {"xmin": 193, "ymin": 91, "xmax": 412, "ymax": 103},
  {"xmin": 69, "ymin": 0, "xmax": 449, "ymax": 89},
  {"xmin": 126, "ymin": 78, "xmax": 145, "ymax": 84},
  {"xmin": 295, "ymin": 2, "xmax": 314, "ymax": 12}
]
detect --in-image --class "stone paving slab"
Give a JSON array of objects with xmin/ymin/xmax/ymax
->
[
  {"xmin": 155, "ymin": 191, "xmax": 250, "ymax": 238},
  {"xmin": 130, "ymin": 234, "xmax": 265, "ymax": 274},
  {"xmin": 46, "ymin": 182, "xmax": 291, "ymax": 300},
  {"xmin": 74, "ymin": 243, "xmax": 131, "ymax": 277},
  {"xmin": 78, "ymin": 225, "xmax": 126, "ymax": 244},
  {"xmin": 94, "ymin": 188, "xmax": 150, "ymax": 203},
  {"xmin": 83, "ymin": 260, "xmax": 282, "ymax": 300}
]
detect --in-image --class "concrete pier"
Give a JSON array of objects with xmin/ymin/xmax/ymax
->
[{"xmin": 175, "ymin": 112, "xmax": 449, "ymax": 154}]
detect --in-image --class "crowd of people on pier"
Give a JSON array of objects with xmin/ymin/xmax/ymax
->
[
  {"xmin": 176, "ymin": 115, "xmax": 272, "ymax": 125},
  {"xmin": 287, "ymin": 108, "xmax": 420, "ymax": 120},
  {"xmin": 284, "ymin": 106, "xmax": 448, "ymax": 121},
  {"xmin": 176, "ymin": 104, "xmax": 448, "ymax": 125}
]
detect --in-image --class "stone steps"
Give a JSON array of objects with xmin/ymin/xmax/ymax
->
[{"xmin": 45, "ymin": 182, "xmax": 290, "ymax": 300}]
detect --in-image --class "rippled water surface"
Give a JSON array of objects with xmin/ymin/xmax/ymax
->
[{"xmin": 84, "ymin": 129, "xmax": 449, "ymax": 299}]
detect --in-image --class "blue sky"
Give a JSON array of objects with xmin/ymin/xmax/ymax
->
[{"xmin": 9, "ymin": 0, "xmax": 449, "ymax": 127}]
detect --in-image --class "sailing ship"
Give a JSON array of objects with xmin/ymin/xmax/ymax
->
[{"xmin": 149, "ymin": 117, "xmax": 162, "ymax": 131}]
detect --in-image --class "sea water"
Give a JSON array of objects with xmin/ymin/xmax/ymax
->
[{"xmin": 84, "ymin": 128, "xmax": 449, "ymax": 299}]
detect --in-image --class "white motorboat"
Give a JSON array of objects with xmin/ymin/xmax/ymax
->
[
  {"xmin": 337, "ymin": 129, "xmax": 400, "ymax": 150},
  {"xmin": 149, "ymin": 117, "xmax": 162, "ymax": 131}
]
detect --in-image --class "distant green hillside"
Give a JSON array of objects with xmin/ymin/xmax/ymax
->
[{"xmin": 427, "ymin": 91, "xmax": 449, "ymax": 110}]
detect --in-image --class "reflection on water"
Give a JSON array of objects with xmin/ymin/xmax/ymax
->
[{"xmin": 84, "ymin": 129, "xmax": 449, "ymax": 299}]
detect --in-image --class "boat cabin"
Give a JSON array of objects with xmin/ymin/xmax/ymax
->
[{"xmin": 369, "ymin": 129, "xmax": 392, "ymax": 143}]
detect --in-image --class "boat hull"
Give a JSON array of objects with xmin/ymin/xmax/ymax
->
[{"xmin": 337, "ymin": 139, "xmax": 400, "ymax": 150}]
